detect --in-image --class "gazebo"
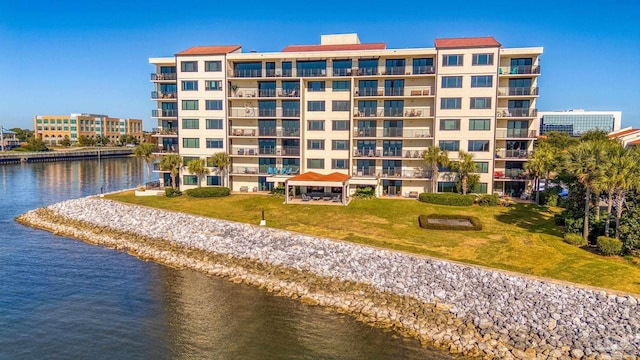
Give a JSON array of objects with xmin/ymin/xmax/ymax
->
[{"xmin": 284, "ymin": 172, "xmax": 351, "ymax": 205}]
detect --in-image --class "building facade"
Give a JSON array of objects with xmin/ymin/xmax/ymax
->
[
  {"xmin": 537, "ymin": 109, "xmax": 621, "ymax": 137},
  {"xmin": 150, "ymin": 34, "xmax": 542, "ymax": 197},
  {"xmin": 34, "ymin": 114, "xmax": 143, "ymax": 145}
]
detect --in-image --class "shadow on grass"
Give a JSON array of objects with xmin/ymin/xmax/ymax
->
[{"xmin": 494, "ymin": 203, "xmax": 563, "ymax": 237}]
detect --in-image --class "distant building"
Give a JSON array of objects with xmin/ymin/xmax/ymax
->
[
  {"xmin": 609, "ymin": 127, "xmax": 640, "ymax": 147},
  {"xmin": 1, "ymin": 129, "xmax": 20, "ymax": 149},
  {"xmin": 33, "ymin": 114, "xmax": 143, "ymax": 145},
  {"xmin": 537, "ymin": 109, "xmax": 621, "ymax": 137}
]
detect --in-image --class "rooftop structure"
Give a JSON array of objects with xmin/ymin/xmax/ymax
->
[{"xmin": 537, "ymin": 109, "xmax": 622, "ymax": 137}]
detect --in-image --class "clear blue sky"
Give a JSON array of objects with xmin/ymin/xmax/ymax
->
[{"xmin": 1, "ymin": 0, "xmax": 638, "ymax": 131}]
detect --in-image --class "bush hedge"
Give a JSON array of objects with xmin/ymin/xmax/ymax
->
[
  {"xmin": 270, "ymin": 185, "xmax": 285, "ymax": 196},
  {"xmin": 597, "ymin": 236, "xmax": 623, "ymax": 256},
  {"xmin": 418, "ymin": 214, "xmax": 482, "ymax": 231},
  {"xmin": 418, "ymin": 193, "xmax": 475, "ymax": 206},
  {"xmin": 353, "ymin": 187, "xmax": 376, "ymax": 199},
  {"xmin": 478, "ymin": 193, "xmax": 499, "ymax": 206},
  {"xmin": 563, "ymin": 233, "xmax": 586, "ymax": 247},
  {"xmin": 185, "ymin": 187, "xmax": 230, "ymax": 198},
  {"xmin": 165, "ymin": 188, "xmax": 182, "ymax": 197}
]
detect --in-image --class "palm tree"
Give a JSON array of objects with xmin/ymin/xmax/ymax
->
[
  {"xmin": 422, "ymin": 146, "xmax": 449, "ymax": 193},
  {"xmin": 601, "ymin": 142, "xmax": 625, "ymax": 236},
  {"xmin": 207, "ymin": 152, "xmax": 230, "ymax": 187},
  {"xmin": 187, "ymin": 158, "xmax": 209, "ymax": 187},
  {"xmin": 451, "ymin": 150, "xmax": 477, "ymax": 195},
  {"xmin": 134, "ymin": 143, "xmax": 155, "ymax": 182},
  {"xmin": 564, "ymin": 141, "xmax": 604, "ymax": 243},
  {"xmin": 524, "ymin": 153, "xmax": 545, "ymax": 205},
  {"xmin": 159, "ymin": 154, "xmax": 182, "ymax": 188},
  {"xmin": 611, "ymin": 148, "xmax": 638, "ymax": 239}
]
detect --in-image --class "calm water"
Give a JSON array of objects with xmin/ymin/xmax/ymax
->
[{"xmin": 0, "ymin": 158, "xmax": 453, "ymax": 359}]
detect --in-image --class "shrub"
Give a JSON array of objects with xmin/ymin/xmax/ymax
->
[
  {"xmin": 597, "ymin": 236, "xmax": 623, "ymax": 256},
  {"xmin": 563, "ymin": 233, "xmax": 586, "ymax": 246},
  {"xmin": 270, "ymin": 185, "xmax": 285, "ymax": 196},
  {"xmin": 418, "ymin": 214, "xmax": 482, "ymax": 231},
  {"xmin": 165, "ymin": 188, "xmax": 182, "ymax": 197},
  {"xmin": 418, "ymin": 193, "xmax": 475, "ymax": 206},
  {"xmin": 353, "ymin": 187, "xmax": 376, "ymax": 199},
  {"xmin": 185, "ymin": 187, "xmax": 230, "ymax": 198},
  {"xmin": 540, "ymin": 188, "xmax": 559, "ymax": 207},
  {"xmin": 478, "ymin": 193, "xmax": 499, "ymax": 206}
]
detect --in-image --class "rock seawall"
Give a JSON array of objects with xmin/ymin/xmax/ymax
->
[{"xmin": 16, "ymin": 197, "xmax": 640, "ymax": 359}]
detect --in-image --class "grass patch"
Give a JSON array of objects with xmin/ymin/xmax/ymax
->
[
  {"xmin": 105, "ymin": 191, "xmax": 640, "ymax": 294},
  {"xmin": 418, "ymin": 214, "xmax": 482, "ymax": 231}
]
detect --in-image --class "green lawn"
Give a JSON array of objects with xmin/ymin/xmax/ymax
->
[{"xmin": 106, "ymin": 191, "xmax": 640, "ymax": 294}]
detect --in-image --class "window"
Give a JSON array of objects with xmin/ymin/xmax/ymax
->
[
  {"xmin": 234, "ymin": 62, "xmax": 262, "ymax": 77},
  {"xmin": 182, "ymin": 119, "xmax": 199, "ymax": 129},
  {"xmin": 206, "ymin": 119, "xmax": 223, "ymax": 129},
  {"xmin": 469, "ymin": 119, "xmax": 491, "ymax": 131},
  {"xmin": 385, "ymin": 59, "xmax": 405, "ymax": 75},
  {"xmin": 441, "ymin": 76, "xmax": 462, "ymax": 88},
  {"xmin": 205, "ymin": 61, "xmax": 222, "ymax": 72},
  {"xmin": 440, "ymin": 98, "xmax": 461, "ymax": 109},
  {"xmin": 472, "ymin": 183, "xmax": 488, "ymax": 194},
  {"xmin": 183, "ymin": 156, "xmax": 200, "ymax": 164},
  {"xmin": 307, "ymin": 139, "xmax": 325, "ymax": 150},
  {"xmin": 307, "ymin": 159, "xmax": 324, "ymax": 169},
  {"xmin": 472, "ymin": 54, "xmax": 494, "ymax": 65},
  {"xmin": 307, "ymin": 120, "xmax": 325, "ymax": 131},
  {"xmin": 332, "ymin": 101, "xmax": 350, "ymax": 111},
  {"xmin": 206, "ymin": 138, "xmax": 224, "ymax": 148},
  {"xmin": 440, "ymin": 119, "xmax": 460, "ymax": 131},
  {"xmin": 468, "ymin": 140, "xmax": 490, "ymax": 152},
  {"xmin": 413, "ymin": 58, "xmax": 434, "ymax": 74},
  {"xmin": 438, "ymin": 182, "xmax": 457, "ymax": 192},
  {"xmin": 205, "ymin": 100, "xmax": 223, "ymax": 110},
  {"xmin": 470, "ymin": 97, "xmax": 492, "ymax": 109},
  {"xmin": 358, "ymin": 58, "xmax": 378, "ymax": 75},
  {"xmin": 296, "ymin": 60, "xmax": 327, "ymax": 77},
  {"xmin": 181, "ymin": 80, "xmax": 198, "ymax": 91},
  {"xmin": 332, "ymin": 159, "xmax": 347, "ymax": 169},
  {"xmin": 442, "ymin": 54, "xmax": 463, "ymax": 66},
  {"xmin": 183, "ymin": 175, "xmax": 198, "ymax": 185},
  {"xmin": 205, "ymin": 80, "xmax": 222, "ymax": 91},
  {"xmin": 332, "ymin": 59, "xmax": 352, "ymax": 76},
  {"xmin": 181, "ymin": 61, "xmax": 198, "ymax": 72},
  {"xmin": 307, "ymin": 81, "xmax": 325, "ymax": 92},
  {"xmin": 332, "ymin": 81, "xmax": 350, "ymax": 91},
  {"xmin": 439, "ymin": 140, "xmax": 460, "ymax": 151},
  {"xmin": 332, "ymin": 140, "xmax": 348, "ymax": 150},
  {"xmin": 475, "ymin": 162, "xmax": 489, "ymax": 173},
  {"xmin": 206, "ymin": 176, "xmax": 221, "ymax": 186},
  {"xmin": 332, "ymin": 120, "xmax": 349, "ymax": 130},
  {"xmin": 182, "ymin": 100, "xmax": 198, "ymax": 110},
  {"xmin": 183, "ymin": 138, "xmax": 199, "ymax": 148},
  {"xmin": 384, "ymin": 79, "xmax": 404, "ymax": 96},
  {"xmin": 308, "ymin": 101, "xmax": 325, "ymax": 111},
  {"xmin": 471, "ymin": 76, "xmax": 493, "ymax": 88}
]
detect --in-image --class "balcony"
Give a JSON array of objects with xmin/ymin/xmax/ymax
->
[
  {"xmin": 494, "ymin": 169, "xmax": 531, "ymax": 180},
  {"xmin": 228, "ymin": 108, "xmax": 300, "ymax": 118},
  {"xmin": 333, "ymin": 68, "xmax": 353, "ymax": 76},
  {"xmin": 229, "ymin": 128, "xmax": 257, "ymax": 137},
  {"xmin": 382, "ymin": 148, "xmax": 403, "ymax": 157},
  {"xmin": 353, "ymin": 128, "xmax": 432, "ymax": 138},
  {"xmin": 353, "ymin": 148, "xmax": 381, "ymax": 157},
  {"xmin": 231, "ymin": 165, "xmax": 301, "ymax": 175},
  {"xmin": 497, "ymin": 108, "xmax": 538, "ymax": 118},
  {"xmin": 495, "ymin": 129, "xmax": 537, "ymax": 138},
  {"xmin": 152, "ymin": 145, "xmax": 178, "ymax": 154},
  {"xmin": 151, "ymin": 73, "xmax": 177, "ymax": 81},
  {"xmin": 355, "ymin": 88, "xmax": 381, "ymax": 97},
  {"xmin": 353, "ymin": 107, "xmax": 432, "ymax": 118},
  {"xmin": 408, "ymin": 87, "xmax": 432, "ymax": 96},
  {"xmin": 230, "ymin": 69, "xmax": 262, "ymax": 78},
  {"xmin": 381, "ymin": 168, "xmax": 432, "ymax": 179},
  {"xmin": 280, "ymin": 146, "xmax": 300, "ymax": 156},
  {"xmin": 259, "ymin": 89, "xmax": 277, "ymax": 97},
  {"xmin": 498, "ymin": 65, "xmax": 541, "ymax": 75},
  {"xmin": 151, "ymin": 109, "xmax": 178, "ymax": 118},
  {"xmin": 384, "ymin": 66, "xmax": 406, "ymax": 75},
  {"xmin": 297, "ymin": 69, "xmax": 327, "ymax": 77},
  {"xmin": 384, "ymin": 109, "xmax": 405, "ymax": 117},
  {"xmin": 412, "ymin": 66, "xmax": 435, "ymax": 75},
  {"xmin": 250, "ymin": 128, "xmax": 300, "ymax": 137},
  {"xmin": 385, "ymin": 88, "xmax": 404, "ymax": 96},
  {"xmin": 401, "ymin": 149, "xmax": 425, "ymax": 158},
  {"xmin": 152, "ymin": 129, "xmax": 178, "ymax": 137},
  {"xmin": 151, "ymin": 91, "xmax": 177, "ymax": 99},
  {"xmin": 355, "ymin": 68, "xmax": 378, "ymax": 76},
  {"xmin": 352, "ymin": 166, "xmax": 377, "ymax": 177},
  {"xmin": 232, "ymin": 147, "xmax": 258, "ymax": 156},
  {"xmin": 495, "ymin": 149, "xmax": 530, "ymax": 159},
  {"xmin": 498, "ymin": 87, "xmax": 539, "ymax": 97}
]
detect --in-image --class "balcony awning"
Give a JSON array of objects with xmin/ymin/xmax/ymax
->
[{"xmin": 285, "ymin": 171, "xmax": 351, "ymax": 187}]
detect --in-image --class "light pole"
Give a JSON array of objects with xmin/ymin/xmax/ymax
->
[{"xmin": 0, "ymin": 125, "xmax": 4, "ymax": 152}]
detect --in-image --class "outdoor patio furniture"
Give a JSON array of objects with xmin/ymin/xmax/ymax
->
[
  {"xmin": 332, "ymin": 195, "xmax": 341, "ymax": 202},
  {"xmin": 301, "ymin": 193, "xmax": 310, "ymax": 201}
]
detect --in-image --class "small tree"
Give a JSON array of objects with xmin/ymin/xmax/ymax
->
[
  {"xmin": 422, "ymin": 146, "xmax": 449, "ymax": 193},
  {"xmin": 207, "ymin": 152, "xmax": 230, "ymax": 187},
  {"xmin": 59, "ymin": 135, "xmax": 72, "ymax": 147},
  {"xmin": 134, "ymin": 143, "xmax": 156, "ymax": 182},
  {"xmin": 451, "ymin": 150, "xmax": 477, "ymax": 195},
  {"xmin": 159, "ymin": 154, "xmax": 182, "ymax": 188},
  {"xmin": 187, "ymin": 159, "xmax": 209, "ymax": 187}
]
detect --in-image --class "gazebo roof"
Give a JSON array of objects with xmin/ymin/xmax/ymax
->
[{"xmin": 286, "ymin": 172, "xmax": 351, "ymax": 187}]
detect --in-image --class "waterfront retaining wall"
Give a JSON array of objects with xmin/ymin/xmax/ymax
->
[{"xmin": 16, "ymin": 197, "xmax": 640, "ymax": 359}]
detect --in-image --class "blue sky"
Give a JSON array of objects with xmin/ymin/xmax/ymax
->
[{"xmin": 1, "ymin": 0, "xmax": 638, "ymax": 131}]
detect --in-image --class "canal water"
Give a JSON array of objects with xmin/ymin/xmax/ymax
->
[{"xmin": 0, "ymin": 158, "xmax": 454, "ymax": 359}]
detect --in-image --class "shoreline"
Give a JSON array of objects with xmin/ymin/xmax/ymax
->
[{"xmin": 16, "ymin": 197, "xmax": 640, "ymax": 359}]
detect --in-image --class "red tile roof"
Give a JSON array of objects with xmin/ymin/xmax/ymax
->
[
  {"xmin": 628, "ymin": 139, "xmax": 640, "ymax": 145},
  {"xmin": 175, "ymin": 45, "xmax": 241, "ymax": 56},
  {"xmin": 609, "ymin": 128, "xmax": 639, "ymax": 138},
  {"xmin": 287, "ymin": 171, "xmax": 351, "ymax": 183},
  {"xmin": 434, "ymin": 37, "xmax": 501, "ymax": 49},
  {"xmin": 282, "ymin": 43, "xmax": 386, "ymax": 52}
]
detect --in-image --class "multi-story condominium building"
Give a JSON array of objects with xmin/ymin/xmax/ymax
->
[
  {"xmin": 537, "ymin": 109, "xmax": 622, "ymax": 137},
  {"xmin": 34, "ymin": 113, "xmax": 143, "ymax": 145},
  {"xmin": 150, "ymin": 34, "xmax": 542, "ymax": 198}
]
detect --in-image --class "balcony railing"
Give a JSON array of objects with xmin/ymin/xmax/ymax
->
[
  {"xmin": 231, "ymin": 69, "xmax": 262, "ymax": 78},
  {"xmin": 385, "ymin": 88, "xmax": 404, "ymax": 96},
  {"xmin": 280, "ymin": 146, "xmax": 300, "ymax": 156},
  {"xmin": 413, "ymin": 66, "xmax": 435, "ymax": 75},
  {"xmin": 353, "ymin": 107, "xmax": 432, "ymax": 118},
  {"xmin": 385, "ymin": 66, "xmax": 406, "ymax": 75},
  {"xmin": 255, "ymin": 127, "xmax": 301, "ymax": 138},
  {"xmin": 353, "ymin": 128, "xmax": 377, "ymax": 137},
  {"xmin": 495, "ymin": 149, "xmax": 530, "ymax": 159},
  {"xmin": 153, "ymin": 145, "xmax": 178, "ymax": 153},
  {"xmin": 494, "ymin": 169, "xmax": 531, "ymax": 180},
  {"xmin": 151, "ymin": 109, "xmax": 178, "ymax": 118},
  {"xmin": 499, "ymin": 65, "xmax": 541, "ymax": 75},
  {"xmin": 151, "ymin": 73, "xmax": 177, "ymax": 81},
  {"xmin": 353, "ymin": 128, "xmax": 432, "ymax": 138},
  {"xmin": 151, "ymin": 91, "xmax": 177, "ymax": 99},
  {"xmin": 229, "ymin": 108, "xmax": 300, "ymax": 118},
  {"xmin": 282, "ymin": 109, "xmax": 300, "ymax": 117},
  {"xmin": 232, "ymin": 148, "xmax": 258, "ymax": 156},
  {"xmin": 356, "ymin": 68, "xmax": 378, "ymax": 76},
  {"xmin": 354, "ymin": 148, "xmax": 381, "ymax": 157},
  {"xmin": 402, "ymin": 149, "xmax": 425, "ymax": 158},
  {"xmin": 259, "ymin": 147, "xmax": 276, "ymax": 155},
  {"xmin": 497, "ymin": 108, "xmax": 538, "ymax": 117},
  {"xmin": 333, "ymin": 68, "xmax": 353, "ymax": 76},
  {"xmin": 231, "ymin": 166, "xmax": 300, "ymax": 175},
  {"xmin": 265, "ymin": 69, "xmax": 277, "ymax": 77},
  {"xmin": 229, "ymin": 128, "xmax": 257, "ymax": 137},
  {"xmin": 282, "ymin": 128, "xmax": 300, "ymax": 137},
  {"xmin": 384, "ymin": 109, "xmax": 404, "ymax": 117},
  {"xmin": 297, "ymin": 69, "xmax": 326, "ymax": 77},
  {"xmin": 382, "ymin": 148, "xmax": 403, "ymax": 157},
  {"xmin": 352, "ymin": 166, "xmax": 377, "ymax": 177},
  {"xmin": 382, "ymin": 127, "xmax": 403, "ymax": 137},
  {"xmin": 355, "ymin": 88, "xmax": 380, "ymax": 96},
  {"xmin": 495, "ymin": 129, "xmax": 537, "ymax": 138},
  {"xmin": 498, "ymin": 87, "xmax": 539, "ymax": 96},
  {"xmin": 259, "ymin": 89, "xmax": 277, "ymax": 97},
  {"xmin": 380, "ymin": 168, "xmax": 432, "ymax": 179},
  {"xmin": 152, "ymin": 129, "xmax": 178, "ymax": 136}
]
